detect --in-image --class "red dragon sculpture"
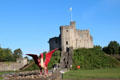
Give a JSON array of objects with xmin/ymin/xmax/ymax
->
[{"xmin": 26, "ymin": 48, "xmax": 58, "ymax": 75}]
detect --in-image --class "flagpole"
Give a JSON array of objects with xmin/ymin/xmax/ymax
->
[{"xmin": 69, "ymin": 7, "xmax": 72, "ymax": 21}]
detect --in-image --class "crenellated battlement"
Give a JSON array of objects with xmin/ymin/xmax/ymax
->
[{"xmin": 49, "ymin": 21, "xmax": 94, "ymax": 52}]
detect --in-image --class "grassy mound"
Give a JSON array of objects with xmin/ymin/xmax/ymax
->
[
  {"xmin": 24, "ymin": 48, "xmax": 120, "ymax": 71},
  {"xmin": 72, "ymin": 48, "xmax": 120, "ymax": 70}
]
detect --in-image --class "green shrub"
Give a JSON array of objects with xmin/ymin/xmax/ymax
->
[
  {"xmin": 72, "ymin": 48, "xmax": 120, "ymax": 70},
  {"xmin": 23, "ymin": 60, "xmax": 39, "ymax": 71},
  {"xmin": 47, "ymin": 50, "xmax": 61, "ymax": 69}
]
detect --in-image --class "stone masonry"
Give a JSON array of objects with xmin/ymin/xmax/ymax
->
[
  {"xmin": 49, "ymin": 21, "xmax": 94, "ymax": 68},
  {"xmin": 60, "ymin": 47, "xmax": 73, "ymax": 68},
  {"xmin": 49, "ymin": 21, "xmax": 93, "ymax": 52},
  {"xmin": 0, "ymin": 58, "xmax": 27, "ymax": 71}
]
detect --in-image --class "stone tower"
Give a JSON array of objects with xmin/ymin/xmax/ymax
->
[
  {"xmin": 49, "ymin": 21, "xmax": 93, "ymax": 68},
  {"xmin": 49, "ymin": 21, "xmax": 93, "ymax": 52}
]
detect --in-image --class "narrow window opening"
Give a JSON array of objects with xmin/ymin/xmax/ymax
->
[
  {"xmin": 55, "ymin": 39, "xmax": 58, "ymax": 43},
  {"xmin": 66, "ymin": 30, "xmax": 68, "ymax": 32},
  {"xmin": 66, "ymin": 41, "xmax": 68, "ymax": 45},
  {"xmin": 66, "ymin": 47, "xmax": 69, "ymax": 52}
]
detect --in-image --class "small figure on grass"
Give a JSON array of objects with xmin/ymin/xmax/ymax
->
[{"xmin": 77, "ymin": 65, "xmax": 80, "ymax": 69}]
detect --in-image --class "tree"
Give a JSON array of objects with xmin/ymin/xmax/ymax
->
[
  {"xmin": 3, "ymin": 48, "xmax": 14, "ymax": 61},
  {"xmin": 94, "ymin": 45, "xmax": 102, "ymax": 50},
  {"xmin": 108, "ymin": 41, "xmax": 119, "ymax": 55},
  {"xmin": 13, "ymin": 48, "xmax": 23, "ymax": 60},
  {"xmin": 119, "ymin": 46, "xmax": 120, "ymax": 55},
  {"xmin": 0, "ymin": 47, "xmax": 3, "ymax": 61},
  {"xmin": 0, "ymin": 48, "xmax": 14, "ymax": 62},
  {"xmin": 103, "ymin": 46, "xmax": 109, "ymax": 54}
]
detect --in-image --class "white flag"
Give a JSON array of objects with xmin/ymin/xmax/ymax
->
[{"xmin": 69, "ymin": 7, "xmax": 72, "ymax": 11}]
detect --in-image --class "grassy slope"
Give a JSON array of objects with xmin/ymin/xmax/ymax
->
[
  {"xmin": 73, "ymin": 48, "xmax": 120, "ymax": 70},
  {"xmin": 64, "ymin": 68, "xmax": 120, "ymax": 79}
]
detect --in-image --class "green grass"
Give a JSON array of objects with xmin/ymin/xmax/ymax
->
[
  {"xmin": 63, "ymin": 68, "xmax": 120, "ymax": 79},
  {"xmin": 0, "ymin": 71, "xmax": 14, "ymax": 75},
  {"xmin": 0, "ymin": 77, "xmax": 3, "ymax": 80},
  {"xmin": 0, "ymin": 71, "xmax": 15, "ymax": 80}
]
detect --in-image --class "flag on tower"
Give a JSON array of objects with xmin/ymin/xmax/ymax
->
[
  {"xmin": 69, "ymin": 7, "xmax": 72, "ymax": 11},
  {"xmin": 69, "ymin": 7, "xmax": 72, "ymax": 21}
]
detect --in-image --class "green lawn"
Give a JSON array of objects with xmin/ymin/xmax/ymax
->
[
  {"xmin": 0, "ymin": 77, "xmax": 3, "ymax": 80},
  {"xmin": 0, "ymin": 71, "xmax": 15, "ymax": 75},
  {"xmin": 63, "ymin": 68, "xmax": 120, "ymax": 79},
  {"xmin": 0, "ymin": 71, "xmax": 15, "ymax": 80},
  {"xmin": 0, "ymin": 68, "xmax": 120, "ymax": 80}
]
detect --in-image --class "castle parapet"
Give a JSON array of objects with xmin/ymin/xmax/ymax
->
[
  {"xmin": 49, "ymin": 21, "xmax": 94, "ymax": 51},
  {"xmin": 70, "ymin": 21, "xmax": 76, "ymax": 29}
]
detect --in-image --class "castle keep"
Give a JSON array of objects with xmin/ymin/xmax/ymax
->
[{"xmin": 49, "ymin": 21, "xmax": 93, "ymax": 52}]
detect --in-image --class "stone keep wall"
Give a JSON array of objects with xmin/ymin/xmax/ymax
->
[
  {"xmin": 49, "ymin": 37, "xmax": 61, "ymax": 51},
  {"xmin": 60, "ymin": 22, "xmax": 76, "ymax": 52},
  {"xmin": 49, "ymin": 21, "xmax": 93, "ymax": 52},
  {"xmin": 60, "ymin": 47, "xmax": 73, "ymax": 68},
  {"xmin": 0, "ymin": 58, "xmax": 27, "ymax": 71},
  {"xmin": 60, "ymin": 21, "xmax": 93, "ymax": 52},
  {"xmin": 75, "ymin": 30, "xmax": 93, "ymax": 48}
]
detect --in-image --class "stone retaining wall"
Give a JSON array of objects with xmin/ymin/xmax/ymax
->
[
  {"xmin": 0, "ymin": 62, "xmax": 26, "ymax": 71},
  {"xmin": 0, "ymin": 58, "xmax": 28, "ymax": 71}
]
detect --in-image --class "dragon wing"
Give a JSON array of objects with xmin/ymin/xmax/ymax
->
[
  {"xmin": 44, "ymin": 48, "xmax": 58, "ymax": 67},
  {"xmin": 26, "ymin": 54, "xmax": 39, "ymax": 65}
]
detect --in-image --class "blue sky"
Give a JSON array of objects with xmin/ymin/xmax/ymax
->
[{"xmin": 0, "ymin": 0, "xmax": 120, "ymax": 56}]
